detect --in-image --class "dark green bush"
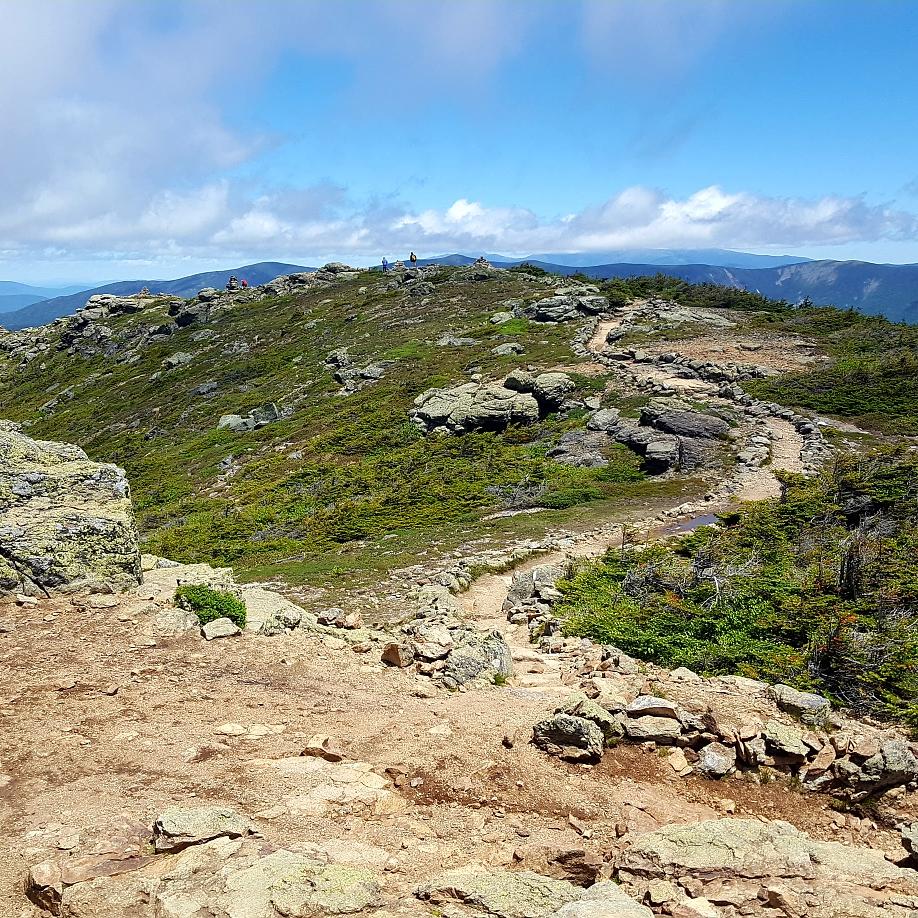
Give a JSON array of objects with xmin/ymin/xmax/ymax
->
[{"xmin": 174, "ymin": 584, "xmax": 247, "ymax": 628}]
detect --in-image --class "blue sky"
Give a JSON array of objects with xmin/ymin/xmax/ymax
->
[{"xmin": 2, "ymin": 0, "xmax": 917, "ymax": 284}]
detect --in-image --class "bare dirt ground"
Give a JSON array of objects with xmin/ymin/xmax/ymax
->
[
  {"xmin": 0, "ymin": 589, "xmax": 887, "ymax": 917},
  {"xmin": 641, "ymin": 334, "xmax": 820, "ymax": 375}
]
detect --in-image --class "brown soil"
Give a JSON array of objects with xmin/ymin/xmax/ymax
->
[{"xmin": 0, "ymin": 590, "xmax": 897, "ymax": 916}]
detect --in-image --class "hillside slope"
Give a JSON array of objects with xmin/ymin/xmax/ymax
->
[{"xmin": 3, "ymin": 264, "xmax": 918, "ymax": 916}]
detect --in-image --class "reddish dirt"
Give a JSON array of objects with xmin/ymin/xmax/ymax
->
[{"xmin": 1, "ymin": 591, "xmax": 905, "ymax": 916}]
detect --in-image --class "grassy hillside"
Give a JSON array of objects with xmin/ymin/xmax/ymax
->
[{"xmin": 0, "ymin": 268, "xmax": 691, "ymax": 587}]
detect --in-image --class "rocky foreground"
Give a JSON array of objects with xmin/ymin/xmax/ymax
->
[{"xmin": 0, "ymin": 427, "xmax": 916, "ymax": 918}]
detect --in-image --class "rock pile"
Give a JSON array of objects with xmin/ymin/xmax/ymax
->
[
  {"xmin": 217, "ymin": 401, "xmax": 283, "ymax": 433},
  {"xmin": 550, "ymin": 398, "xmax": 729, "ymax": 473},
  {"xmin": 325, "ymin": 348, "xmax": 388, "ymax": 394},
  {"xmin": 530, "ymin": 659, "xmax": 918, "ymax": 799},
  {"xmin": 382, "ymin": 583, "xmax": 514, "ymax": 689},
  {"xmin": 513, "ymin": 566, "xmax": 918, "ymax": 799},
  {"xmin": 0, "ymin": 422, "xmax": 141, "ymax": 596},
  {"xmin": 517, "ymin": 286, "xmax": 609, "ymax": 322},
  {"xmin": 410, "ymin": 369, "xmax": 575, "ymax": 434}
]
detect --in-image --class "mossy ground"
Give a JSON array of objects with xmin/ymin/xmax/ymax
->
[{"xmin": 0, "ymin": 269, "xmax": 696, "ymax": 588}]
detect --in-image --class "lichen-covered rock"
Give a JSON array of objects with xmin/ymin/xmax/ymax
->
[
  {"xmin": 769, "ymin": 683, "xmax": 831, "ymax": 726},
  {"xmin": 556, "ymin": 693, "xmax": 624, "ymax": 744},
  {"xmin": 418, "ymin": 866, "xmax": 582, "ymax": 918},
  {"xmin": 532, "ymin": 714, "xmax": 604, "ymax": 762},
  {"xmin": 412, "ymin": 382, "xmax": 540, "ymax": 433},
  {"xmin": 0, "ymin": 422, "xmax": 141, "ymax": 595},
  {"xmin": 269, "ymin": 861, "xmax": 381, "ymax": 915},
  {"xmin": 532, "ymin": 372, "xmax": 575, "ymax": 408},
  {"xmin": 554, "ymin": 881, "xmax": 653, "ymax": 918},
  {"xmin": 37, "ymin": 834, "xmax": 384, "ymax": 917},
  {"xmin": 441, "ymin": 630, "xmax": 513, "ymax": 686},
  {"xmin": 152, "ymin": 806, "xmax": 253, "ymax": 852},
  {"xmin": 617, "ymin": 818, "xmax": 918, "ymax": 918}
]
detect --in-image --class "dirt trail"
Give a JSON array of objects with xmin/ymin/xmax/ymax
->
[{"xmin": 461, "ymin": 305, "xmax": 812, "ymax": 650}]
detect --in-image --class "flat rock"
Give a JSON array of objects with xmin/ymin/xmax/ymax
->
[
  {"xmin": 418, "ymin": 866, "xmax": 582, "ymax": 918},
  {"xmin": 153, "ymin": 806, "xmax": 253, "ymax": 852},
  {"xmin": 201, "ymin": 617, "xmax": 241, "ymax": 640}
]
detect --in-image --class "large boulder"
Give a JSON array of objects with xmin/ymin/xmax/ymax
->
[
  {"xmin": 532, "ymin": 714, "xmax": 604, "ymax": 762},
  {"xmin": 412, "ymin": 383, "xmax": 540, "ymax": 433},
  {"xmin": 617, "ymin": 817, "xmax": 918, "ymax": 918},
  {"xmin": 640, "ymin": 403, "xmax": 730, "ymax": 440},
  {"xmin": 533, "ymin": 372, "xmax": 575, "ymax": 409},
  {"xmin": 769, "ymin": 683, "xmax": 831, "ymax": 726},
  {"xmin": 519, "ymin": 291, "xmax": 609, "ymax": 323},
  {"xmin": 441, "ymin": 630, "xmax": 513, "ymax": 686},
  {"xmin": 0, "ymin": 423, "xmax": 141, "ymax": 595}
]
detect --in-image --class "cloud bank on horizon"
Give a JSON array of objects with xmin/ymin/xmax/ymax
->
[{"xmin": 2, "ymin": 0, "xmax": 917, "ymax": 282}]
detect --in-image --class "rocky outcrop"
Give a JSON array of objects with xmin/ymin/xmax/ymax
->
[
  {"xmin": 412, "ymin": 382, "xmax": 540, "ymax": 433},
  {"xmin": 217, "ymin": 401, "xmax": 283, "ymax": 433},
  {"xmin": 152, "ymin": 806, "xmax": 253, "ymax": 852},
  {"xmin": 0, "ymin": 422, "xmax": 141, "ymax": 595},
  {"xmin": 418, "ymin": 868, "xmax": 652, "ymax": 918},
  {"xmin": 530, "ymin": 669, "xmax": 918, "ymax": 800},
  {"xmin": 517, "ymin": 286, "xmax": 609, "ymax": 322},
  {"xmin": 552, "ymin": 399, "xmax": 729, "ymax": 474},
  {"xmin": 29, "ymin": 832, "xmax": 385, "ymax": 918},
  {"xmin": 325, "ymin": 348, "xmax": 388, "ymax": 394},
  {"xmin": 410, "ymin": 370, "xmax": 575, "ymax": 434},
  {"xmin": 515, "ymin": 561, "xmax": 918, "ymax": 800},
  {"xmin": 617, "ymin": 818, "xmax": 918, "ymax": 918}
]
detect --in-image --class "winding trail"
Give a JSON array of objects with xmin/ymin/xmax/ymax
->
[{"xmin": 460, "ymin": 303, "xmax": 816, "ymax": 691}]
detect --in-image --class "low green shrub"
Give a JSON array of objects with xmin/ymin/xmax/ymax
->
[
  {"xmin": 174, "ymin": 584, "xmax": 247, "ymax": 628},
  {"xmin": 556, "ymin": 448, "xmax": 918, "ymax": 729}
]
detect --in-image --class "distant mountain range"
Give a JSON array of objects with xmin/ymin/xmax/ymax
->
[
  {"xmin": 0, "ymin": 281, "xmax": 88, "ymax": 315},
  {"xmin": 518, "ymin": 259, "xmax": 918, "ymax": 324},
  {"xmin": 2, "ymin": 252, "xmax": 917, "ymax": 329},
  {"xmin": 0, "ymin": 263, "xmax": 312, "ymax": 330},
  {"xmin": 421, "ymin": 255, "xmax": 918, "ymax": 324},
  {"xmin": 486, "ymin": 248, "xmax": 812, "ymax": 269}
]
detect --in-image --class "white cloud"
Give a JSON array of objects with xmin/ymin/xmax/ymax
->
[
  {"xmin": 2, "ymin": 176, "xmax": 917, "ymax": 275},
  {"xmin": 19, "ymin": 182, "xmax": 912, "ymax": 266}
]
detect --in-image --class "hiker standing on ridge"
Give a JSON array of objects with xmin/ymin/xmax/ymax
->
[
  {"xmin": 409, "ymin": 251, "xmax": 418, "ymax": 268},
  {"xmin": 382, "ymin": 257, "xmax": 389, "ymax": 272}
]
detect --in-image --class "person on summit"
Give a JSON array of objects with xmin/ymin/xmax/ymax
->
[
  {"xmin": 409, "ymin": 251, "xmax": 418, "ymax": 268},
  {"xmin": 382, "ymin": 257, "xmax": 389, "ymax": 272},
  {"xmin": 241, "ymin": 278, "xmax": 248, "ymax": 288}
]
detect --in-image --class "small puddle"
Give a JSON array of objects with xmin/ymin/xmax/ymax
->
[{"xmin": 663, "ymin": 513, "xmax": 719, "ymax": 535}]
